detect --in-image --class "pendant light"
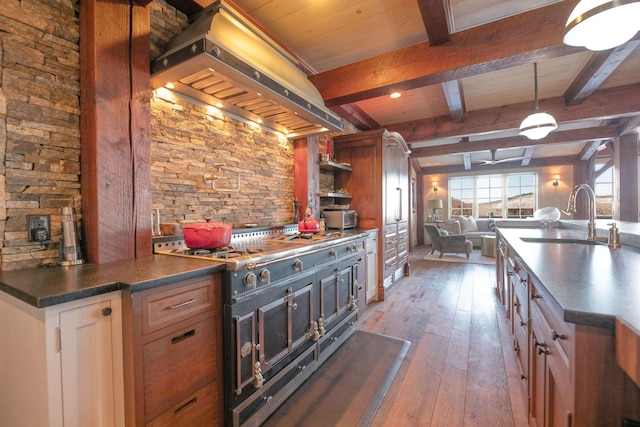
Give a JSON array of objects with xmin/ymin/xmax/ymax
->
[
  {"xmin": 563, "ymin": 0, "xmax": 640, "ymax": 51},
  {"xmin": 519, "ymin": 63, "xmax": 557, "ymax": 140}
]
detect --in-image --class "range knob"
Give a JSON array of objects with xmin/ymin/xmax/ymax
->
[
  {"xmin": 259, "ymin": 269, "xmax": 270, "ymax": 284},
  {"xmin": 244, "ymin": 272, "xmax": 257, "ymax": 289},
  {"xmin": 293, "ymin": 259, "xmax": 303, "ymax": 272},
  {"xmin": 329, "ymin": 249, "xmax": 337, "ymax": 258}
]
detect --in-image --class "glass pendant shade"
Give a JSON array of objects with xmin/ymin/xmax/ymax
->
[
  {"xmin": 563, "ymin": 0, "xmax": 640, "ymax": 51},
  {"xmin": 519, "ymin": 111, "xmax": 558, "ymax": 140}
]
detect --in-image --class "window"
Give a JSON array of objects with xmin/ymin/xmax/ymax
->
[
  {"xmin": 449, "ymin": 173, "xmax": 537, "ymax": 218},
  {"xmin": 449, "ymin": 177, "xmax": 474, "ymax": 217},
  {"xmin": 507, "ymin": 174, "xmax": 535, "ymax": 218},
  {"xmin": 477, "ymin": 176, "xmax": 503, "ymax": 217},
  {"xmin": 594, "ymin": 162, "xmax": 613, "ymax": 218}
]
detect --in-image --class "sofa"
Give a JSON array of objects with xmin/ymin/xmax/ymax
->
[{"xmin": 439, "ymin": 216, "xmax": 496, "ymax": 248}]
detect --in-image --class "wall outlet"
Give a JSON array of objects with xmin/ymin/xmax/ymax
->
[{"xmin": 28, "ymin": 215, "xmax": 50, "ymax": 242}]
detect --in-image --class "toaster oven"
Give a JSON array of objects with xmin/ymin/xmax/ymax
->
[{"xmin": 322, "ymin": 210, "xmax": 357, "ymax": 230}]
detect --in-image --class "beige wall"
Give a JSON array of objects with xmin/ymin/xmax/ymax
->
[{"xmin": 422, "ymin": 165, "xmax": 574, "ymax": 221}]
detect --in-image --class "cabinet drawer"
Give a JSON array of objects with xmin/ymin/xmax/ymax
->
[
  {"xmin": 512, "ymin": 275, "xmax": 528, "ymax": 325},
  {"xmin": 142, "ymin": 276, "xmax": 215, "ymax": 335},
  {"xmin": 144, "ymin": 318, "xmax": 218, "ymax": 420},
  {"xmin": 147, "ymin": 382, "xmax": 221, "ymax": 427},
  {"xmin": 530, "ymin": 279, "xmax": 572, "ymax": 367}
]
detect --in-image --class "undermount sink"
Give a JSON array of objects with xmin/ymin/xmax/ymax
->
[{"xmin": 520, "ymin": 237, "xmax": 605, "ymax": 245}]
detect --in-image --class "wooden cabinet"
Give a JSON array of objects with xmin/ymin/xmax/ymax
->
[
  {"xmin": 0, "ymin": 291, "xmax": 124, "ymax": 427},
  {"xmin": 333, "ymin": 129, "xmax": 410, "ymax": 300},
  {"xmin": 498, "ymin": 232, "xmax": 640, "ymax": 427},
  {"xmin": 508, "ymin": 253, "xmax": 529, "ymax": 392},
  {"xmin": 527, "ymin": 274, "xmax": 575, "ymax": 427},
  {"xmin": 126, "ymin": 274, "xmax": 223, "ymax": 427}
]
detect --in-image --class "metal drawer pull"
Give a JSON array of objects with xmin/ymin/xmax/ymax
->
[
  {"xmin": 174, "ymin": 397, "xmax": 198, "ymax": 415},
  {"xmin": 169, "ymin": 298, "xmax": 196, "ymax": 309},
  {"xmin": 552, "ymin": 329, "xmax": 567, "ymax": 340},
  {"xmin": 171, "ymin": 329, "xmax": 195, "ymax": 344},
  {"xmin": 530, "ymin": 293, "xmax": 541, "ymax": 300}
]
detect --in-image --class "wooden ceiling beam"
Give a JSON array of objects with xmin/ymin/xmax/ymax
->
[
  {"xmin": 393, "ymin": 83, "xmax": 640, "ymax": 143},
  {"xmin": 331, "ymin": 104, "xmax": 379, "ymax": 131},
  {"xmin": 164, "ymin": 0, "xmax": 215, "ymax": 16},
  {"xmin": 617, "ymin": 115, "xmax": 640, "ymax": 136},
  {"xmin": 442, "ymin": 80, "xmax": 465, "ymax": 121},
  {"xmin": 409, "ymin": 126, "xmax": 619, "ymax": 158},
  {"xmin": 578, "ymin": 140, "xmax": 606, "ymax": 161},
  {"xmin": 521, "ymin": 147, "xmax": 535, "ymax": 167},
  {"xmin": 310, "ymin": 1, "xmax": 579, "ymax": 107},
  {"xmin": 564, "ymin": 40, "xmax": 640, "ymax": 106},
  {"xmin": 421, "ymin": 155, "xmax": 578, "ymax": 175},
  {"xmin": 417, "ymin": 0, "xmax": 450, "ymax": 46},
  {"xmin": 463, "ymin": 153, "xmax": 471, "ymax": 170}
]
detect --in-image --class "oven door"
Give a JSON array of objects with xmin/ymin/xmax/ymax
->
[{"xmin": 228, "ymin": 279, "xmax": 315, "ymax": 401}]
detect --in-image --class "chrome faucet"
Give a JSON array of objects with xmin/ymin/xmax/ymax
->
[{"xmin": 562, "ymin": 183, "xmax": 597, "ymax": 241}]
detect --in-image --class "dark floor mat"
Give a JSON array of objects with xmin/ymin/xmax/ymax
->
[{"xmin": 262, "ymin": 330, "xmax": 410, "ymax": 427}]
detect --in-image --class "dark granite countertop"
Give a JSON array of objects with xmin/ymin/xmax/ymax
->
[
  {"xmin": 0, "ymin": 255, "xmax": 226, "ymax": 308},
  {"xmin": 0, "ymin": 229, "xmax": 377, "ymax": 309},
  {"xmin": 498, "ymin": 226, "xmax": 640, "ymax": 334}
]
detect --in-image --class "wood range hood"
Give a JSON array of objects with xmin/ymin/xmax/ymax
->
[{"xmin": 150, "ymin": 0, "xmax": 343, "ymax": 138}]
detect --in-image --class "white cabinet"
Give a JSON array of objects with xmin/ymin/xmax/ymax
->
[
  {"xmin": 0, "ymin": 291, "xmax": 124, "ymax": 427},
  {"xmin": 366, "ymin": 230, "xmax": 378, "ymax": 302}
]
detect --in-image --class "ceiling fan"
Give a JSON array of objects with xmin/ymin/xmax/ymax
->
[{"xmin": 477, "ymin": 149, "xmax": 526, "ymax": 165}]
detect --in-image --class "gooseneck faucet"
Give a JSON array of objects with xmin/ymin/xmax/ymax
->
[{"xmin": 562, "ymin": 183, "xmax": 596, "ymax": 241}]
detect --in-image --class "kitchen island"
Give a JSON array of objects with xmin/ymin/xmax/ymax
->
[{"xmin": 497, "ymin": 224, "xmax": 640, "ymax": 426}]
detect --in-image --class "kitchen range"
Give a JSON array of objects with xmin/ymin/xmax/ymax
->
[{"xmin": 154, "ymin": 225, "xmax": 370, "ymax": 426}]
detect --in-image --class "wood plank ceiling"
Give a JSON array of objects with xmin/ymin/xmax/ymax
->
[{"xmin": 163, "ymin": 0, "xmax": 640, "ymax": 174}]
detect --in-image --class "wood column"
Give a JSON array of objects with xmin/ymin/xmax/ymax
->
[
  {"xmin": 80, "ymin": 0, "xmax": 151, "ymax": 263},
  {"xmin": 617, "ymin": 133, "xmax": 639, "ymax": 222},
  {"xmin": 572, "ymin": 155, "xmax": 596, "ymax": 220}
]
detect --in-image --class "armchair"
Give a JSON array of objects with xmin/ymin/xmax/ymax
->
[{"xmin": 424, "ymin": 224, "xmax": 473, "ymax": 259}]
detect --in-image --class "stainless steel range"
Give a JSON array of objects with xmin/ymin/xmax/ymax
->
[{"xmin": 154, "ymin": 226, "xmax": 368, "ymax": 426}]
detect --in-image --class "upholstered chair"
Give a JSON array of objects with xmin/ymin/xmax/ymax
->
[{"xmin": 424, "ymin": 224, "xmax": 473, "ymax": 259}]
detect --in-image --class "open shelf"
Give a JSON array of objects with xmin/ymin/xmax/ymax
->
[{"xmin": 319, "ymin": 161, "xmax": 352, "ymax": 172}]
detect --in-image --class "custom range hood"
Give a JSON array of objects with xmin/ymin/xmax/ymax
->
[{"xmin": 151, "ymin": 0, "xmax": 344, "ymax": 137}]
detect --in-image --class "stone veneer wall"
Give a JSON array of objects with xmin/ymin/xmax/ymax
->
[
  {"xmin": 0, "ymin": 0, "xmax": 355, "ymax": 270},
  {"xmin": 150, "ymin": 0, "xmax": 296, "ymax": 226},
  {"xmin": 0, "ymin": 0, "xmax": 80, "ymax": 270}
]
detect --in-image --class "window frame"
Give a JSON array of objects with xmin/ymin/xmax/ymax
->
[{"xmin": 448, "ymin": 172, "xmax": 538, "ymax": 219}]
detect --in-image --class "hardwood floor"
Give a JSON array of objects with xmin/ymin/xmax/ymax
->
[{"xmin": 358, "ymin": 245, "xmax": 529, "ymax": 427}]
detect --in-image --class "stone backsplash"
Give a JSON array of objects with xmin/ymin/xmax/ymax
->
[
  {"xmin": 151, "ymin": 94, "xmax": 296, "ymax": 227},
  {"xmin": 0, "ymin": 0, "xmax": 81, "ymax": 270},
  {"xmin": 149, "ymin": 0, "xmax": 295, "ymax": 227}
]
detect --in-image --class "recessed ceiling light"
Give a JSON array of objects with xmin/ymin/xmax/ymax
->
[
  {"xmin": 165, "ymin": 82, "xmax": 175, "ymax": 89},
  {"xmin": 390, "ymin": 92, "xmax": 401, "ymax": 99}
]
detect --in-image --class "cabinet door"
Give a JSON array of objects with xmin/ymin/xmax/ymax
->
[
  {"xmin": 258, "ymin": 283, "xmax": 314, "ymax": 369},
  {"xmin": 366, "ymin": 235, "xmax": 378, "ymax": 302},
  {"xmin": 319, "ymin": 264, "xmax": 355, "ymax": 331},
  {"xmin": 59, "ymin": 299, "xmax": 120, "ymax": 427}
]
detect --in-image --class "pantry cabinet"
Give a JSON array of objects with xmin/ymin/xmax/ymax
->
[
  {"xmin": 333, "ymin": 129, "xmax": 410, "ymax": 300},
  {"xmin": 0, "ymin": 291, "xmax": 124, "ymax": 427}
]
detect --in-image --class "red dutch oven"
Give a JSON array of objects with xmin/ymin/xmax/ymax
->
[{"xmin": 182, "ymin": 222, "xmax": 232, "ymax": 249}]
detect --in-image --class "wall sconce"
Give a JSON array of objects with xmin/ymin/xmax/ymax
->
[
  {"xmin": 552, "ymin": 174, "xmax": 560, "ymax": 187},
  {"xmin": 432, "ymin": 180, "xmax": 438, "ymax": 192}
]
